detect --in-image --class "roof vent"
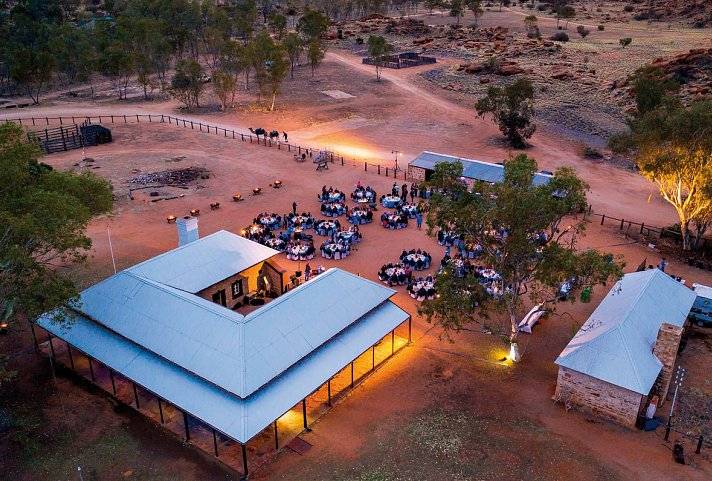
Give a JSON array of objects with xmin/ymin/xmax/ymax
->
[{"xmin": 177, "ymin": 216, "xmax": 199, "ymax": 246}]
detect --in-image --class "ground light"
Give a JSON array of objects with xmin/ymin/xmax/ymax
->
[
  {"xmin": 510, "ymin": 342, "xmax": 522, "ymax": 362},
  {"xmin": 166, "ymin": 215, "xmax": 177, "ymax": 224}
]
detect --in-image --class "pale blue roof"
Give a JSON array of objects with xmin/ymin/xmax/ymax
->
[
  {"xmin": 37, "ymin": 299, "xmax": 408, "ymax": 443},
  {"xmin": 128, "ymin": 230, "xmax": 279, "ymax": 293},
  {"xmin": 556, "ymin": 269, "xmax": 695, "ymax": 395},
  {"xmin": 409, "ymin": 151, "xmax": 553, "ymax": 186}
]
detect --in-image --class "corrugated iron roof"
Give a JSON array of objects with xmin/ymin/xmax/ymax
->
[
  {"xmin": 555, "ymin": 269, "xmax": 695, "ymax": 395},
  {"xmin": 128, "ymin": 230, "xmax": 279, "ymax": 293},
  {"xmin": 409, "ymin": 151, "xmax": 553, "ymax": 186},
  {"xmin": 37, "ymin": 292, "xmax": 409, "ymax": 443}
]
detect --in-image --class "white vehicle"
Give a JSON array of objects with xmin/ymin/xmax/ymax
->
[{"xmin": 689, "ymin": 283, "xmax": 712, "ymax": 328}]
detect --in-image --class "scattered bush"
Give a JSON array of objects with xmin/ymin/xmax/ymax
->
[
  {"xmin": 597, "ymin": 24, "xmax": 605, "ymax": 31},
  {"xmin": 584, "ymin": 146, "xmax": 603, "ymax": 159},
  {"xmin": 526, "ymin": 2, "xmax": 534, "ymax": 9},
  {"xmin": 576, "ymin": 25, "xmax": 591, "ymax": 38},
  {"xmin": 624, "ymin": 5, "xmax": 634, "ymax": 12},
  {"xmin": 551, "ymin": 32, "xmax": 570, "ymax": 42},
  {"xmin": 537, "ymin": 4, "xmax": 547, "ymax": 11},
  {"xmin": 619, "ymin": 37, "xmax": 632, "ymax": 48},
  {"xmin": 633, "ymin": 12, "xmax": 649, "ymax": 21}
]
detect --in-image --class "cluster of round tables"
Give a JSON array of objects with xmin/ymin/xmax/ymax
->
[
  {"xmin": 382, "ymin": 195, "xmax": 402, "ymax": 208},
  {"xmin": 379, "ymin": 265, "xmax": 409, "ymax": 285},
  {"xmin": 321, "ymin": 203, "xmax": 347, "ymax": 217}
]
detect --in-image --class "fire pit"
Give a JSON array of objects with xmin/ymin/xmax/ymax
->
[
  {"xmin": 233, "ymin": 194, "xmax": 243, "ymax": 202},
  {"xmin": 166, "ymin": 215, "xmax": 177, "ymax": 223},
  {"xmin": 273, "ymin": 180, "xmax": 283, "ymax": 188},
  {"xmin": 253, "ymin": 187, "xmax": 262, "ymax": 195},
  {"xmin": 210, "ymin": 202, "xmax": 220, "ymax": 210},
  {"xmin": 190, "ymin": 208, "xmax": 200, "ymax": 216}
]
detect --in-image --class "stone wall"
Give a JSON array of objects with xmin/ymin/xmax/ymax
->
[
  {"xmin": 408, "ymin": 165, "xmax": 426, "ymax": 182},
  {"xmin": 555, "ymin": 366, "xmax": 644, "ymax": 427},
  {"xmin": 652, "ymin": 322, "xmax": 684, "ymax": 405}
]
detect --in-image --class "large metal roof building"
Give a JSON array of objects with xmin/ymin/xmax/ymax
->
[{"xmin": 33, "ymin": 233, "xmax": 410, "ymax": 476}]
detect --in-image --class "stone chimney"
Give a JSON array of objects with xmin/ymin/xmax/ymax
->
[
  {"xmin": 177, "ymin": 216, "xmax": 199, "ymax": 246},
  {"xmin": 652, "ymin": 322, "xmax": 684, "ymax": 405}
]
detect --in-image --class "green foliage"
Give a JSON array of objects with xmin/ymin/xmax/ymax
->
[
  {"xmin": 0, "ymin": 122, "xmax": 112, "ymax": 329},
  {"xmin": 307, "ymin": 40, "xmax": 325, "ymax": 78},
  {"xmin": 212, "ymin": 69, "xmax": 236, "ymax": 111},
  {"xmin": 619, "ymin": 37, "xmax": 632, "ymax": 48},
  {"xmin": 269, "ymin": 13, "xmax": 288, "ymax": 39},
  {"xmin": 367, "ymin": 35, "xmax": 394, "ymax": 81},
  {"xmin": 283, "ymin": 32, "xmax": 304, "ymax": 80},
  {"xmin": 170, "ymin": 59, "xmax": 205, "ymax": 110},
  {"xmin": 475, "ymin": 78, "xmax": 536, "ymax": 148},
  {"xmin": 420, "ymin": 154, "xmax": 622, "ymax": 344},
  {"xmin": 297, "ymin": 9, "xmax": 330, "ymax": 42},
  {"xmin": 449, "ymin": 0, "xmax": 465, "ymax": 24},
  {"xmin": 631, "ymin": 66, "xmax": 680, "ymax": 117},
  {"xmin": 468, "ymin": 0, "xmax": 484, "ymax": 26}
]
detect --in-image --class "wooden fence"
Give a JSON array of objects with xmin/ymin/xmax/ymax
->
[{"xmin": 4, "ymin": 114, "xmax": 410, "ymax": 181}]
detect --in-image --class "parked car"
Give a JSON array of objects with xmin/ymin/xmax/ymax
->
[{"xmin": 689, "ymin": 283, "xmax": 712, "ymax": 327}]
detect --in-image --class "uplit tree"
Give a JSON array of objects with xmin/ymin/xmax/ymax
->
[{"xmin": 420, "ymin": 154, "xmax": 622, "ymax": 361}]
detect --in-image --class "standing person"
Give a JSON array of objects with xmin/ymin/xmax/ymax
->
[
  {"xmin": 392, "ymin": 182, "xmax": 398, "ymax": 196},
  {"xmin": 292, "ymin": 201, "xmax": 297, "ymax": 215},
  {"xmin": 410, "ymin": 183, "xmax": 416, "ymax": 202},
  {"xmin": 416, "ymin": 212, "xmax": 423, "ymax": 230},
  {"xmin": 283, "ymin": 131, "xmax": 288, "ymax": 142},
  {"xmin": 401, "ymin": 183, "xmax": 408, "ymax": 199},
  {"xmin": 304, "ymin": 262, "xmax": 311, "ymax": 281},
  {"xmin": 659, "ymin": 258, "xmax": 668, "ymax": 272}
]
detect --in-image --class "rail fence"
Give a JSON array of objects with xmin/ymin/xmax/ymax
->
[{"xmin": 3, "ymin": 114, "xmax": 410, "ymax": 181}]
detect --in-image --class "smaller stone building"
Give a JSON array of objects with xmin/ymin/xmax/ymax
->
[
  {"xmin": 554, "ymin": 269, "xmax": 696, "ymax": 426},
  {"xmin": 407, "ymin": 151, "xmax": 553, "ymax": 187},
  {"xmin": 128, "ymin": 229, "xmax": 286, "ymax": 310}
]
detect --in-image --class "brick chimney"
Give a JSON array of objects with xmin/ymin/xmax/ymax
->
[
  {"xmin": 652, "ymin": 322, "xmax": 684, "ymax": 405},
  {"xmin": 176, "ymin": 216, "xmax": 199, "ymax": 246}
]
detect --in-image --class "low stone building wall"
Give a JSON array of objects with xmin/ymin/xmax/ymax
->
[
  {"xmin": 652, "ymin": 322, "xmax": 684, "ymax": 405},
  {"xmin": 407, "ymin": 165, "xmax": 426, "ymax": 182},
  {"xmin": 555, "ymin": 366, "xmax": 644, "ymax": 426}
]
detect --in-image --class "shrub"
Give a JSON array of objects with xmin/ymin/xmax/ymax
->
[
  {"xmin": 597, "ymin": 24, "xmax": 605, "ymax": 31},
  {"xmin": 619, "ymin": 37, "xmax": 632, "ymax": 48},
  {"xmin": 537, "ymin": 4, "xmax": 547, "ymax": 11},
  {"xmin": 624, "ymin": 5, "xmax": 634, "ymax": 12},
  {"xmin": 526, "ymin": 2, "xmax": 534, "ymax": 9},
  {"xmin": 551, "ymin": 32, "xmax": 569, "ymax": 42},
  {"xmin": 633, "ymin": 12, "xmax": 649, "ymax": 20},
  {"xmin": 576, "ymin": 25, "xmax": 591, "ymax": 38},
  {"xmin": 584, "ymin": 146, "xmax": 603, "ymax": 159}
]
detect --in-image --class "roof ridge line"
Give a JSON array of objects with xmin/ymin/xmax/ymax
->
[
  {"xmin": 122, "ymin": 271, "xmax": 245, "ymax": 324},
  {"xmin": 127, "ymin": 229, "xmax": 230, "ymax": 272}
]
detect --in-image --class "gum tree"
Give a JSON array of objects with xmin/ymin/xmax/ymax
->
[{"xmin": 420, "ymin": 154, "xmax": 622, "ymax": 361}]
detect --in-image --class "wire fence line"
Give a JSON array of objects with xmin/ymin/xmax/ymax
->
[{"xmin": 3, "ymin": 113, "xmax": 410, "ymax": 181}]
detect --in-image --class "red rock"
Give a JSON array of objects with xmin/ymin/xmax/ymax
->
[{"xmin": 498, "ymin": 65, "xmax": 525, "ymax": 76}]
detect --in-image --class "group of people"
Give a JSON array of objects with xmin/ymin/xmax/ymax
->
[
  {"xmin": 390, "ymin": 182, "xmax": 434, "ymax": 203},
  {"xmin": 351, "ymin": 183, "xmax": 376, "ymax": 203},
  {"xmin": 320, "ymin": 201, "xmax": 347, "ymax": 217},
  {"xmin": 377, "ymin": 263, "xmax": 412, "ymax": 286},
  {"xmin": 399, "ymin": 203, "xmax": 420, "ymax": 219},
  {"xmin": 243, "ymin": 224, "xmax": 270, "ymax": 243},
  {"xmin": 400, "ymin": 249, "xmax": 432, "ymax": 271},
  {"xmin": 315, "ymin": 219, "xmax": 341, "ymax": 236},
  {"xmin": 319, "ymin": 186, "xmax": 346, "ymax": 203},
  {"xmin": 255, "ymin": 212, "xmax": 282, "ymax": 231},
  {"xmin": 407, "ymin": 275, "xmax": 436, "ymax": 302},
  {"xmin": 320, "ymin": 240, "xmax": 351, "ymax": 260},
  {"xmin": 284, "ymin": 212, "xmax": 315, "ymax": 229},
  {"xmin": 437, "ymin": 230, "xmax": 483, "ymax": 258},
  {"xmin": 286, "ymin": 240, "xmax": 316, "ymax": 260},
  {"xmin": 334, "ymin": 225, "xmax": 362, "ymax": 244},
  {"xmin": 347, "ymin": 207, "xmax": 373, "ymax": 225},
  {"xmin": 381, "ymin": 211, "xmax": 409, "ymax": 229}
]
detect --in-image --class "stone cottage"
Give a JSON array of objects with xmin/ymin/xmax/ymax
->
[{"xmin": 554, "ymin": 269, "xmax": 696, "ymax": 426}]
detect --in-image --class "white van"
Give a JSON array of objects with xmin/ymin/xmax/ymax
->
[{"xmin": 689, "ymin": 283, "xmax": 712, "ymax": 328}]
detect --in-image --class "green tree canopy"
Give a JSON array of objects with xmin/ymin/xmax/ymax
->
[
  {"xmin": 170, "ymin": 58, "xmax": 205, "ymax": 110},
  {"xmin": 297, "ymin": 9, "xmax": 330, "ymax": 42},
  {"xmin": 476, "ymin": 78, "xmax": 536, "ymax": 148},
  {"xmin": 0, "ymin": 122, "xmax": 113, "ymax": 380},
  {"xmin": 420, "ymin": 154, "xmax": 622, "ymax": 361},
  {"xmin": 366, "ymin": 35, "xmax": 393, "ymax": 82}
]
